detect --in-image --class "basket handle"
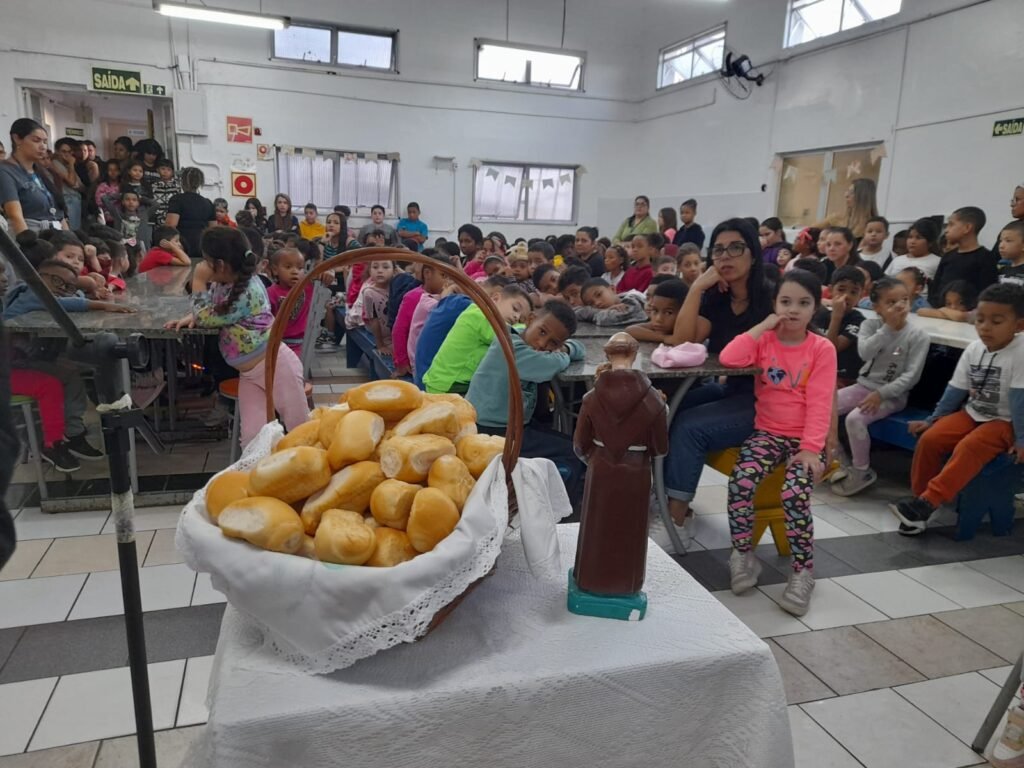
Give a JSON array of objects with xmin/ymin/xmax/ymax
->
[{"xmin": 263, "ymin": 247, "xmax": 525, "ymax": 484}]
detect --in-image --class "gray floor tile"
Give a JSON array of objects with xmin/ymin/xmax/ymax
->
[
  {"xmin": 766, "ymin": 639, "xmax": 835, "ymax": 705},
  {"xmin": 1006, "ymin": 601, "xmax": 1024, "ymax": 618},
  {"xmin": 675, "ymin": 549, "xmax": 787, "ymax": 592},
  {"xmin": 775, "ymin": 626, "xmax": 924, "ymax": 695},
  {"xmin": 857, "ymin": 615, "xmax": 1004, "ymax": 678},
  {"xmin": 754, "ymin": 544, "xmax": 862, "ymax": 580},
  {"xmin": 879, "ymin": 526, "xmax": 1024, "ymax": 564},
  {"xmin": 144, "ymin": 603, "xmax": 225, "ymax": 663},
  {"xmin": 94, "ymin": 724, "xmax": 204, "ymax": 768},
  {"xmin": 0, "ymin": 741, "xmax": 99, "ymax": 767},
  {"xmin": 0, "ymin": 616, "xmax": 128, "ymax": 684},
  {"xmin": 0, "ymin": 628, "xmax": 24, "ymax": 672},
  {"xmin": 816, "ymin": 534, "xmax": 926, "ymax": 572},
  {"xmin": 932, "ymin": 605, "xmax": 1024, "ymax": 663}
]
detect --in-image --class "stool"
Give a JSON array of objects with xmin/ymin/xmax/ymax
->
[
  {"xmin": 218, "ymin": 378, "xmax": 315, "ymax": 464},
  {"xmin": 867, "ymin": 407, "xmax": 932, "ymax": 451},
  {"xmin": 706, "ymin": 448, "xmax": 790, "ymax": 556},
  {"xmin": 11, "ymin": 395, "xmax": 48, "ymax": 501},
  {"xmin": 955, "ymin": 454, "xmax": 1022, "ymax": 541}
]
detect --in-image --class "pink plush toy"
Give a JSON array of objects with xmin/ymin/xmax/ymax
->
[{"xmin": 651, "ymin": 342, "xmax": 708, "ymax": 369}]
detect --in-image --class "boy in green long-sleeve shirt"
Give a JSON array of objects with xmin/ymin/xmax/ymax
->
[
  {"xmin": 467, "ymin": 301, "xmax": 586, "ymax": 504},
  {"xmin": 422, "ymin": 284, "xmax": 532, "ymax": 394}
]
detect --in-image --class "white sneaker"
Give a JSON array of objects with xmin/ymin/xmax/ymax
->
[
  {"xmin": 729, "ymin": 549, "xmax": 762, "ymax": 595},
  {"xmin": 831, "ymin": 467, "xmax": 877, "ymax": 497},
  {"xmin": 778, "ymin": 569, "xmax": 815, "ymax": 616}
]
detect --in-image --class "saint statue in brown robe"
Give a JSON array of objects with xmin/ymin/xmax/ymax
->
[{"xmin": 573, "ymin": 333, "xmax": 669, "ymax": 596}]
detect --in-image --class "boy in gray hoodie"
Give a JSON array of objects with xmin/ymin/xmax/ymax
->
[{"xmin": 575, "ymin": 277, "xmax": 648, "ymax": 326}]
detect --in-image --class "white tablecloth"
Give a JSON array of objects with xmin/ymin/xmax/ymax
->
[{"xmin": 189, "ymin": 524, "xmax": 794, "ymax": 768}]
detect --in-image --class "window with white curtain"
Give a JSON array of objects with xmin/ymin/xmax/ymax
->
[
  {"xmin": 473, "ymin": 163, "xmax": 577, "ymax": 224},
  {"xmin": 785, "ymin": 0, "xmax": 902, "ymax": 47},
  {"xmin": 276, "ymin": 148, "xmax": 398, "ymax": 214}
]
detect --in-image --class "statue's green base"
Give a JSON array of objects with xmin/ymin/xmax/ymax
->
[{"xmin": 567, "ymin": 569, "xmax": 647, "ymax": 621}]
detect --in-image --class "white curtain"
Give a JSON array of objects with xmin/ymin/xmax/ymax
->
[{"xmin": 277, "ymin": 151, "xmax": 397, "ymax": 213}]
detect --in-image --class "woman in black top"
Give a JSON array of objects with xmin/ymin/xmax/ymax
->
[{"xmin": 164, "ymin": 167, "xmax": 215, "ymax": 259}]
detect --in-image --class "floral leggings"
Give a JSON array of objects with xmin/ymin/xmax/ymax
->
[{"xmin": 727, "ymin": 430, "xmax": 819, "ymax": 572}]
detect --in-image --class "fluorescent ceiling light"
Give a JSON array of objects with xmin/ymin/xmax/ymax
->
[{"xmin": 155, "ymin": 2, "xmax": 289, "ymax": 30}]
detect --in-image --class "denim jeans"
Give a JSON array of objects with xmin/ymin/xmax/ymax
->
[{"xmin": 664, "ymin": 380, "xmax": 756, "ymax": 501}]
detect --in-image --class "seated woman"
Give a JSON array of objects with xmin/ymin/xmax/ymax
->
[{"xmin": 657, "ymin": 218, "xmax": 775, "ymax": 538}]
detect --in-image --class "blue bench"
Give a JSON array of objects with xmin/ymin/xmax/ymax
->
[
  {"xmin": 345, "ymin": 327, "xmax": 397, "ymax": 381},
  {"xmin": 867, "ymin": 408, "xmax": 1021, "ymax": 540}
]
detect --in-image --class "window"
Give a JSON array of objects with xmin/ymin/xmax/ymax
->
[
  {"xmin": 776, "ymin": 144, "xmax": 883, "ymax": 228},
  {"xmin": 658, "ymin": 26, "xmax": 726, "ymax": 89},
  {"xmin": 785, "ymin": 0, "xmax": 902, "ymax": 47},
  {"xmin": 276, "ymin": 148, "xmax": 399, "ymax": 215},
  {"xmin": 273, "ymin": 24, "xmax": 396, "ymax": 71},
  {"xmin": 473, "ymin": 163, "xmax": 577, "ymax": 224},
  {"xmin": 475, "ymin": 40, "xmax": 584, "ymax": 91}
]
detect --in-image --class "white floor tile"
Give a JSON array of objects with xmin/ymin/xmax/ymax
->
[
  {"xmin": 894, "ymin": 672, "xmax": 1002, "ymax": 746},
  {"xmin": 802, "ymin": 688, "xmax": 984, "ymax": 768},
  {"xmin": 29, "ymin": 661, "xmax": 185, "ymax": 751},
  {"xmin": 0, "ymin": 678, "xmax": 57, "ymax": 756},
  {"xmin": 831, "ymin": 571, "xmax": 961, "ymax": 619},
  {"xmin": 68, "ymin": 564, "xmax": 196, "ymax": 620},
  {"xmin": 760, "ymin": 579, "xmax": 887, "ymax": 631},
  {"xmin": 788, "ymin": 705, "xmax": 862, "ymax": 768},
  {"xmin": 0, "ymin": 574, "xmax": 86, "ymax": 629},
  {"xmin": 691, "ymin": 484, "xmax": 728, "ymax": 515},
  {"xmin": 691, "ymin": 513, "xmax": 745, "ymax": 550},
  {"xmin": 810, "ymin": 503, "xmax": 879, "ymax": 536},
  {"xmin": 712, "ymin": 589, "xmax": 811, "ymax": 638},
  {"xmin": 979, "ymin": 666, "xmax": 1015, "ymax": 686},
  {"xmin": 901, "ymin": 563, "xmax": 1024, "ymax": 609},
  {"xmin": 176, "ymin": 656, "xmax": 214, "ymax": 727},
  {"xmin": 836, "ymin": 502, "xmax": 904, "ymax": 533},
  {"xmin": 697, "ymin": 466, "xmax": 729, "ymax": 487},
  {"xmin": 964, "ymin": 556, "xmax": 1024, "ymax": 593},
  {"xmin": 809, "ymin": 516, "xmax": 850, "ymax": 540},
  {"xmin": 14, "ymin": 508, "xmax": 110, "ymax": 541},
  {"xmin": 0, "ymin": 539, "xmax": 52, "ymax": 581},
  {"xmin": 101, "ymin": 505, "xmax": 183, "ymax": 535},
  {"xmin": 190, "ymin": 572, "xmax": 226, "ymax": 606}
]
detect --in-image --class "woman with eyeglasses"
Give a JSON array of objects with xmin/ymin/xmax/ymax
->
[
  {"xmin": 657, "ymin": 218, "xmax": 777, "ymax": 541},
  {"xmin": 612, "ymin": 195, "xmax": 659, "ymax": 244}
]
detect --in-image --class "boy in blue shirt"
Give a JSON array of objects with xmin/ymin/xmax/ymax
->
[
  {"xmin": 396, "ymin": 202, "xmax": 429, "ymax": 252},
  {"xmin": 467, "ymin": 300, "xmax": 586, "ymax": 504}
]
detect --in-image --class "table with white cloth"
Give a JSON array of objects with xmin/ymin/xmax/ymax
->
[{"xmin": 191, "ymin": 523, "xmax": 793, "ymax": 768}]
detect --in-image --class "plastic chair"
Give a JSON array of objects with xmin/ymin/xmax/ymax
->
[
  {"xmin": 706, "ymin": 448, "xmax": 790, "ymax": 556},
  {"xmin": 11, "ymin": 395, "xmax": 48, "ymax": 500}
]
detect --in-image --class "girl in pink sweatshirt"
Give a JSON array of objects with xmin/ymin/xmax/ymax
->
[{"xmin": 719, "ymin": 270, "xmax": 837, "ymax": 617}]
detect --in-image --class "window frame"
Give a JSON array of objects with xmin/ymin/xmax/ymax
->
[
  {"xmin": 656, "ymin": 24, "xmax": 727, "ymax": 91},
  {"xmin": 784, "ymin": 0, "xmax": 902, "ymax": 49},
  {"xmin": 271, "ymin": 21, "xmax": 398, "ymax": 73},
  {"xmin": 473, "ymin": 38, "xmax": 586, "ymax": 93},
  {"xmin": 471, "ymin": 161, "xmax": 580, "ymax": 226},
  {"xmin": 774, "ymin": 142, "xmax": 883, "ymax": 229},
  {"xmin": 274, "ymin": 146, "xmax": 401, "ymax": 217}
]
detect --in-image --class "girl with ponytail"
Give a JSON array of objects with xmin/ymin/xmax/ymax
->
[{"xmin": 165, "ymin": 227, "xmax": 308, "ymax": 448}]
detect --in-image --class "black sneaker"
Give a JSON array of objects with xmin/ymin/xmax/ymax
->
[
  {"xmin": 897, "ymin": 522, "xmax": 925, "ymax": 537},
  {"xmin": 41, "ymin": 441, "xmax": 81, "ymax": 473},
  {"xmin": 65, "ymin": 433, "xmax": 104, "ymax": 461},
  {"xmin": 889, "ymin": 496, "xmax": 934, "ymax": 532}
]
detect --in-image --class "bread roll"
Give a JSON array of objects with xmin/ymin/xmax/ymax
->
[
  {"xmin": 393, "ymin": 402, "xmax": 460, "ymax": 441},
  {"xmin": 274, "ymin": 420, "xmax": 320, "ymax": 452},
  {"xmin": 314, "ymin": 508, "xmax": 377, "ymax": 565},
  {"xmin": 423, "ymin": 393, "xmax": 478, "ymax": 440},
  {"xmin": 347, "ymin": 380, "xmax": 423, "ymax": 421},
  {"xmin": 249, "ymin": 447, "xmax": 331, "ymax": 503},
  {"xmin": 407, "ymin": 487, "xmax": 460, "ymax": 553},
  {"xmin": 205, "ymin": 470, "xmax": 250, "ymax": 522},
  {"xmin": 369, "ymin": 478, "xmax": 422, "ymax": 530},
  {"xmin": 427, "ymin": 455, "xmax": 476, "ymax": 511},
  {"xmin": 379, "ymin": 434, "xmax": 456, "ymax": 483},
  {"xmin": 298, "ymin": 534, "xmax": 318, "ymax": 559},
  {"xmin": 317, "ymin": 404, "xmax": 351, "ymax": 449},
  {"xmin": 218, "ymin": 497, "xmax": 305, "ymax": 554},
  {"xmin": 366, "ymin": 527, "xmax": 418, "ymax": 567},
  {"xmin": 300, "ymin": 461, "xmax": 385, "ymax": 534},
  {"xmin": 327, "ymin": 410, "xmax": 386, "ymax": 471},
  {"xmin": 456, "ymin": 434, "xmax": 505, "ymax": 478}
]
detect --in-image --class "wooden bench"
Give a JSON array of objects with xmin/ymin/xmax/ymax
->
[{"xmin": 706, "ymin": 448, "xmax": 790, "ymax": 556}]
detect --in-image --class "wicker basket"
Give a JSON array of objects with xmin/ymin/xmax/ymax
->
[{"xmin": 262, "ymin": 246, "xmax": 524, "ymax": 632}]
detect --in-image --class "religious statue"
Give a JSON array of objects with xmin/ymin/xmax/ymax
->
[{"xmin": 568, "ymin": 333, "xmax": 669, "ymax": 621}]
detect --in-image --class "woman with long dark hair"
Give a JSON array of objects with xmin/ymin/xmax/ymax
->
[
  {"xmin": 0, "ymin": 119, "xmax": 66, "ymax": 233},
  {"xmin": 164, "ymin": 167, "xmax": 216, "ymax": 259}
]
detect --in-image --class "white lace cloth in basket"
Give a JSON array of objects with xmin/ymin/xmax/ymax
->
[
  {"xmin": 176, "ymin": 420, "xmax": 542, "ymax": 674},
  {"xmin": 186, "ymin": 524, "xmax": 793, "ymax": 768}
]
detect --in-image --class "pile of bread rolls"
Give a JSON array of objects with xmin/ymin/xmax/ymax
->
[{"xmin": 204, "ymin": 380, "xmax": 506, "ymax": 568}]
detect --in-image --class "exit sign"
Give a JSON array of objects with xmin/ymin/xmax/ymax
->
[
  {"xmin": 992, "ymin": 117, "xmax": 1024, "ymax": 137},
  {"xmin": 90, "ymin": 67, "xmax": 167, "ymax": 97}
]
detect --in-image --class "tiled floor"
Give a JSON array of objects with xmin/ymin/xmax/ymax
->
[{"xmin": 2, "ymin": 348, "xmax": 1023, "ymax": 767}]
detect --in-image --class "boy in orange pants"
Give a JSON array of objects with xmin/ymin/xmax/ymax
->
[{"xmin": 892, "ymin": 283, "xmax": 1024, "ymax": 535}]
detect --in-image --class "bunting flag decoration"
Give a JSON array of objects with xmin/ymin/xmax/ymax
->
[
  {"xmin": 559, "ymin": 173, "xmax": 571, "ymax": 184},
  {"xmin": 294, "ymin": 147, "xmax": 304, "ymax": 156},
  {"xmin": 469, "ymin": 158, "xmax": 483, "ymax": 169},
  {"xmin": 783, "ymin": 165, "xmax": 798, "ymax": 182},
  {"xmin": 504, "ymin": 174, "xmax": 517, "ymax": 186},
  {"xmin": 386, "ymin": 152, "xmax": 400, "ymax": 161},
  {"xmin": 823, "ymin": 168, "xmax": 838, "ymax": 183},
  {"xmin": 576, "ymin": 165, "xmax": 588, "ymax": 175},
  {"xmin": 542, "ymin": 178, "xmax": 555, "ymax": 189},
  {"xmin": 486, "ymin": 167, "xmax": 500, "ymax": 180},
  {"xmin": 769, "ymin": 156, "xmax": 784, "ymax": 172},
  {"xmin": 281, "ymin": 145, "xmax": 295, "ymax": 155},
  {"xmin": 343, "ymin": 153, "xmax": 355, "ymax": 162},
  {"xmin": 869, "ymin": 145, "xmax": 887, "ymax": 165},
  {"xmin": 523, "ymin": 179, "xmax": 534, "ymax": 189},
  {"xmin": 846, "ymin": 160, "xmax": 862, "ymax": 179}
]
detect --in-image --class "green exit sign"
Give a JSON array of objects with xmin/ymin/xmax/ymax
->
[
  {"xmin": 90, "ymin": 67, "xmax": 167, "ymax": 97},
  {"xmin": 992, "ymin": 117, "xmax": 1024, "ymax": 137}
]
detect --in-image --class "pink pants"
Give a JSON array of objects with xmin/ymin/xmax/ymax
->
[
  {"xmin": 238, "ymin": 344, "xmax": 308, "ymax": 449},
  {"xmin": 837, "ymin": 383, "xmax": 907, "ymax": 469},
  {"xmin": 9, "ymin": 369, "xmax": 66, "ymax": 448}
]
